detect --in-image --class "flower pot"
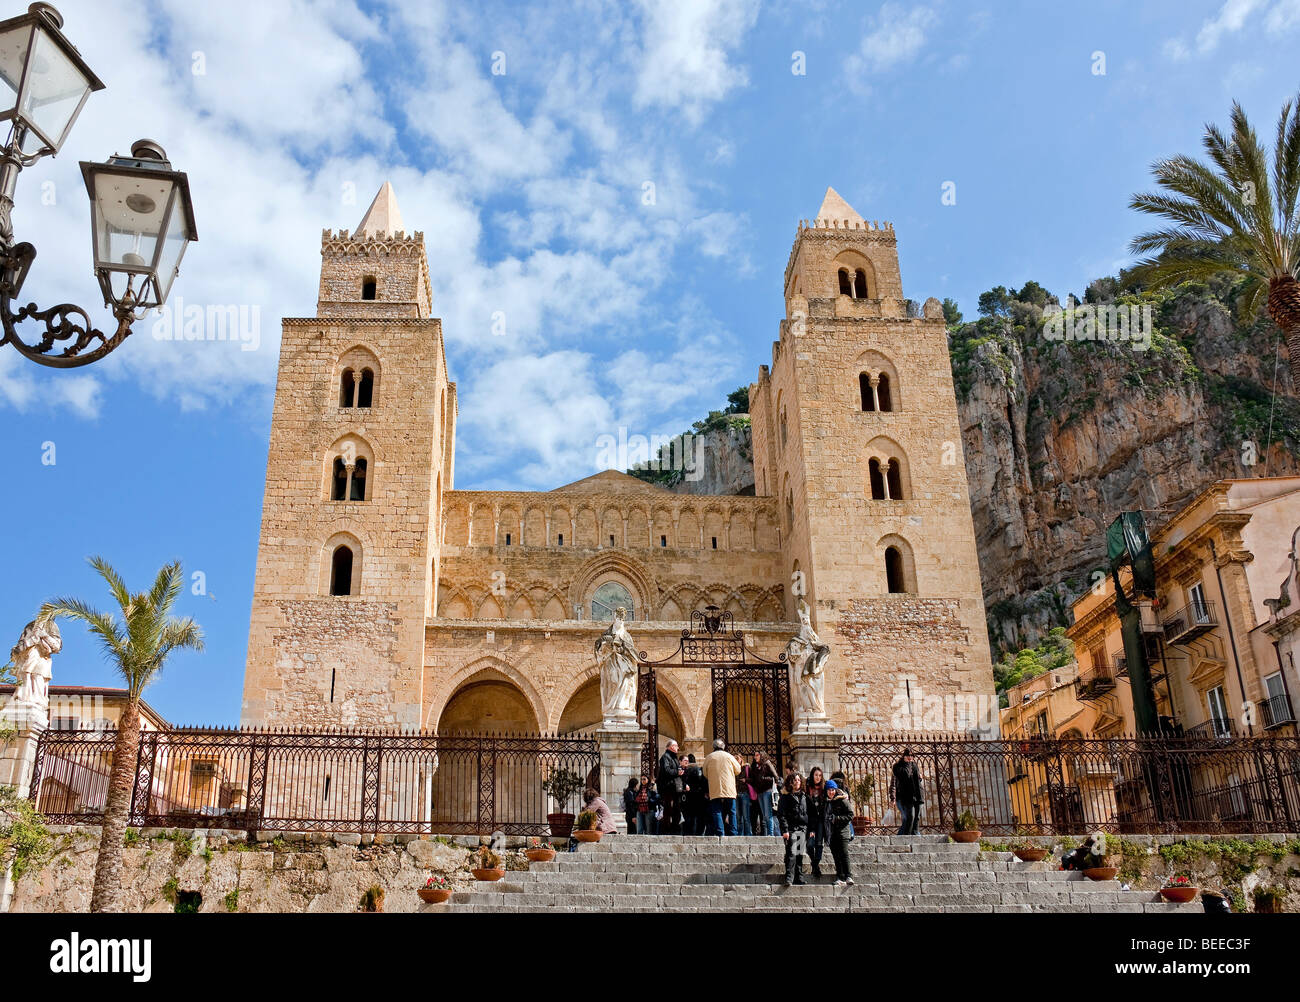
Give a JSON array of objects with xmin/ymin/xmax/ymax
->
[
  {"xmin": 548, "ymin": 813, "xmax": 575, "ymax": 838},
  {"xmin": 950, "ymin": 830, "xmax": 981, "ymax": 843},
  {"xmin": 471, "ymin": 867, "xmax": 505, "ymax": 882},
  {"xmin": 1083, "ymin": 866, "xmax": 1119, "ymax": 881},
  {"xmin": 574, "ymin": 829, "xmax": 603, "ymax": 843},
  {"xmin": 524, "ymin": 847, "xmax": 556, "ymax": 863},
  {"xmin": 1013, "ymin": 847, "xmax": 1049, "ymax": 862},
  {"xmin": 418, "ymin": 887, "xmax": 452, "ymax": 903},
  {"xmin": 851, "ymin": 816, "xmax": 873, "ymax": 836},
  {"xmin": 1160, "ymin": 885, "xmax": 1198, "ymax": 904}
]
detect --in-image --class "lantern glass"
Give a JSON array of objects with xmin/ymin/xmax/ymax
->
[
  {"xmin": 0, "ymin": 23, "xmax": 31, "ymax": 115},
  {"xmin": 154, "ymin": 183, "xmax": 193, "ymax": 303},
  {"xmin": 17, "ymin": 24, "xmax": 93, "ymax": 155}
]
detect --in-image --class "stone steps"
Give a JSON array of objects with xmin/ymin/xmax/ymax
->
[{"xmin": 436, "ymin": 835, "xmax": 1202, "ymax": 914}]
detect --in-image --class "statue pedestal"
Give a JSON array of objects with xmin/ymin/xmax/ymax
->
[
  {"xmin": 0, "ymin": 702, "xmax": 46, "ymax": 799},
  {"xmin": 0, "ymin": 704, "xmax": 45, "ymax": 913},
  {"xmin": 787, "ymin": 727, "xmax": 845, "ymax": 778},
  {"xmin": 596, "ymin": 724, "xmax": 646, "ymax": 834}
]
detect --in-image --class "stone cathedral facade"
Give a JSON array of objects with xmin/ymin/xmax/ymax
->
[{"xmin": 241, "ymin": 185, "xmax": 997, "ymax": 753}]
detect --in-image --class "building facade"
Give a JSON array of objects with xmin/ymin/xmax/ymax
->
[{"xmin": 240, "ymin": 185, "xmax": 997, "ymax": 758}]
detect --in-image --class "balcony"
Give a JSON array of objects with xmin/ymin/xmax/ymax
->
[
  {"xmin": 1113, "ymin": 652, "xmax": 1166, "ymax": 685},
  {"xmin": 1186, "ymin": 716, "xmax": 1236, "ymax": 739},
  {"xmin": 1074, "ymin": 663, "xmax": 1117, "ymax": 702},
  {"xmin": 1261, "ymin": 693, "xmax": 1297, "ymax": 731},
  {"xmin": 1162, "ymin": 601, "xmax": 1218, "ymax": 646}
]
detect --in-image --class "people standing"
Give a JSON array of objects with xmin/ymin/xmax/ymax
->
[
  {"xmin": 734, "ymin": 761, "xmax": 754, "ymax": 836},
  {"xmin": 889, "ymin": 747, "xmax": 923, "ymax": 836},
  {"xmin": 657, "ymin": 740, "xmax": 685, "ymax": 835},
  {"xmin": 824, "ymin": 779, "xmax": 855, "ymax": 886},
  {"xmin": 635, "ymin": 776, "xmax": 652, "ymax": 834},
  {"xmin": 704, "ymin": 739, "xmax": 742, "ymax": 836},
  {"xmin": 777, "ymin": 772, "xmax": 809, "ymax": 886},
  {"xmin": 623, "ymin": 777, "xmax": 640, "ymax": 833},
  {"xmin": 750, "ymin": 751, "xmax": 780, "ymax": 836},
  {"xmin": 683, "ymin": 754, "xmax": 708, "ymax": 835},
  {"xmin": 805, "ymin": 766, "xmax": 829, "ymax": 879}
]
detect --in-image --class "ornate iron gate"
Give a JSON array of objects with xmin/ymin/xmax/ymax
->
[{"xmin": 638, "ymin": 605, "xmax": 791, "ymax": 775}]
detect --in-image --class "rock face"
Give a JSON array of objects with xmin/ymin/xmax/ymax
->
[
  {"xmin": 651, "ymin": 280, "xmax": 1300, "ymax": 659},
  {"xmin": 955, "ymin": 282, "xmax": 1299, "ymax": 652},
  {"xmin": 634, "ymin": 416, "xmax": 755, "ymax": 496}
]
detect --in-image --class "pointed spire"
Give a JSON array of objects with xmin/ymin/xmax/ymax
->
[
  {"xmin": 356, "ymin": 181, "xmax": 406, "ymax": 237},
  {"xmin": 814, "ymin": 186, "xmax": 864, "ymax": 226}
]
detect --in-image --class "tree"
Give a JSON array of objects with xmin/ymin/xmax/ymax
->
[
  {"xmin": 40, "ymin": 558, "xmax": 203, "ymax": 913},
  {"xmin": 1129, "ymin": 94, "xmax": 1300, "ymax": 387},
  {"xmin": 977, "ymin": 286, "xmax": 1013, "ymax": 318},
  {"xmin": 725, "ymin": 385, "xmax": 749, "ymax": 414},
  {"xmin": 941, "ymin": 297, "xmax": 963, "ymax": 326}
]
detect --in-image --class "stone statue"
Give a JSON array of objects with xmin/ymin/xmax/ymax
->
[
  {"xmin": 9, "ymin": 617, "xmax": 61, "ymax": 712},
  {"xmin": 785, "ymin": 599, "xmax": 830, "ymax": 729},
  {"xmin": 595, "ymin": 607, "xmax": 639, "ymax": 727}
]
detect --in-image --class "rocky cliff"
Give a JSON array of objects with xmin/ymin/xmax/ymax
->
[{"xmin": 645, "ymin": 277, "xmax": 1300, "ymax": 658}]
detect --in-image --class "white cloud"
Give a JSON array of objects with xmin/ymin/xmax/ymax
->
[
  {"xmin": 1164, "ymin": 0, "xmax": 1300, "ymax": 59},
  {"xmin": 1195, "ymin": 0, "xmax": 1264, "ymax": 53},
  {"xmin": 845, "ymin": 3, "xmax": 937, "ymax": 79},
  {"xmin": 632, "ymin": 0, "xmax": 760, "ymax": 123}
]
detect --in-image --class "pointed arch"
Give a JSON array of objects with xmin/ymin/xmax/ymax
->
[{"xmin": 878, "ymin": 533, "xmax": 918, "ymax": 594}]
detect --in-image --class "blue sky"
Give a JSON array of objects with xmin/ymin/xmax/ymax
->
[{"xmin": 3, "ymin": 0, "xmax": 1298, "ymax": 725}]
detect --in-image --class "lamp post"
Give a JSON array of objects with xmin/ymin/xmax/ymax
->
[{"xmin": 0, "ymin": 3, "xmax": 197, "ymax": 368}]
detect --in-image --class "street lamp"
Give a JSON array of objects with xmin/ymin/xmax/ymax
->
[{"xmin": 0, "ymin": 3, "xmax": 197, "ymax": 368}]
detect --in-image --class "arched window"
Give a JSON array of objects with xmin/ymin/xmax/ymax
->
[
  {"xmin": 339, "ymin": 368, "xmax": 355, "ymax": 408},
  {"xmin": 785, "ymin": 490, "xmax": 795, "ymax": 534},
  {"xmin": 331, "ymin": 458, "xmax": 348, "ymax": 500},
  {"xmin": 780, "ymin": 408, "xmax": 788, "ymax": 449},
  {"xmin": 591, "ymin": 581, "xmax": 634, "ymax": 621},
  {"xmin": 350, "ymin": 457, "xmax": 368, "ymax": 501},
  {"xmin": 361, "ymin": 277, "xmax": 377, "ymax": 300},
  {"xmin": 859, "ymin": 373, "xmax": 875, "ymax": 412},
  {"xmin": 877, "ymin": 373, "xmax": 892, "ymax": 412},
  {"xmin": 838, "ymin": 269, "xmax": 852, "ymax": 296},
  {"xmin": 869, "ymin": 458, "xmax": 886, "ymax": 500},
  {"xmin": 328, "ymin": 440, "xmax": 372, "ymax": 502},
  {"xmin": 885, "ymin": 546, "xmax": 905, "ymax": 594},
  {"xmin": 357, "ymin": 368, "xmax": 374, "ymax": 408},
  {"xmin": 330, "ymin": 545, "xmax": 355, "ymax": 596},
  {"xmin": 886, "ymin": 459, "xmax": 903, "ymax": 500},
  {"xmin": 854, "ymin": 269, "xmax": 868, "ymax": 298}
]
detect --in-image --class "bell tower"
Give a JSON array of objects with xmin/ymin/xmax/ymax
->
[
  {"xmin": 242, "ymin": 183, "xmax": 454, "ymax": 728},
  {"xmin": 750, "ymin": 188, "xmax": 996, "ymax": 734}
]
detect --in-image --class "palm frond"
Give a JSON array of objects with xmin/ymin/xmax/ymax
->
[
  {"xmin": 87, "ymin": 556, "xmax": 132, "ymax": 617},
  {"xmin": 38, "ymin": 597, "xmax": 127, "ymax": 667}
]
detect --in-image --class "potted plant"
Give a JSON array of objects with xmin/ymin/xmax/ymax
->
[
  {"xmin": 1160, "ymin": 874, "xmax": 1199, "ymax": 903},
  {"xmin": 1008, "ymin": 831, "xmax": 1050, "ymax": 862},
  {"xmin": 542, "ymin": 768, "xmax": 584, "ymax": 838},
  {"xmin": 417, "ymin": 874, "xmax": 452, "ymax": 904},
  {"xmin": 849, "ymin": 774, "xmax": 875, "ymax": 835},
  {"xmin": 358, "ymin": 885, "xmax": 385, "ymax": 912},
  {"xmin": 524, "ymin": 837, "xmax": 556, "ymax": 863},
  {"xmin": 470, "ymin": 845, "xmax": 505, "ymax": 881},
  {"xmin": 950, "ymin": 809, "xmax": 981, "ymax": 843},
  {"xmin": 1252, "ymin": 886, "xmax": 1285, "ymax": 914},
  {"xmin": 574, "ymin": 809, "xmax": 603, "ymax": 842}
]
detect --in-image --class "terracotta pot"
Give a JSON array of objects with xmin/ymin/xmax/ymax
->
[
  {"xmin": 950, "ymin": 830, "xmax": 981, "ymax": 843},
  {"xmin": 548, "ymin": 813, "xmax": 575, "ymax": 838},
  {"xmin": 851, "ymin": 817, "xmax": 873, "ymax": 836},
  {"xmin": 418, "ymin": 887, "xmax": 452, "ymax": 903},
  {"xmin": 1013, "ymin": 847, "xmax": 1049, "ymax": 862},
  {"xmin": 524, "ymin": 848, "xmax": 556, "ymax": 862},
  {"xmin": 472, "ymin": 867, "xmax": 505, "ymax": 882},
  {"xmin": 574, "ymin": 829, "xmax": 603, "ymax": 843},
  {"xmin": 1083, "ymin": 866, "xmax": 1119, "ymax": 881},
  {"xmin": 1160, "ymin": 885, "xmax": 1198, "ymax": 903}
]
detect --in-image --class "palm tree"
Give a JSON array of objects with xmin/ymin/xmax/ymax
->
[
  {"xmin": 40, "ymin": 557, "xmax": 202, "ymax": 913},
  {"xmin": 1129, "ymin": 95, "xmax": 1300, "ymax": 387}
]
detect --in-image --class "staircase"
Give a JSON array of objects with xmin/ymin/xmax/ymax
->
[{"xmin": 443, "ymin": 835, "xmax": 1202, "ymax": 913}]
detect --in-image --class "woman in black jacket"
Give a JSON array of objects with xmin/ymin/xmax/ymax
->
[
  {"xmin": 805, "ymin": 766, "xmax": 830, "ymax": 879},
  {"xmin": 777, "ymin": 772, "xmax": 809, "ymax": 886},
  {"xmin": 824, "ymin": 779, "xmax": 855, "ymax": 885}
]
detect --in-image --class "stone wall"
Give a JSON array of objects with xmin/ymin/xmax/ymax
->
[{"xmin": 9, "ymin": 827, "xmax": 526, "ymax": 914}]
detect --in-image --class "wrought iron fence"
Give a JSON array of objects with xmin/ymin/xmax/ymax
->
[
  {"xmin": 29, "ymin": 727, "xmax": 599, "ymax": 836},
  {"xmin": 837, "ymin": 734, "xmax": 1300, "ymax": 835}
]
